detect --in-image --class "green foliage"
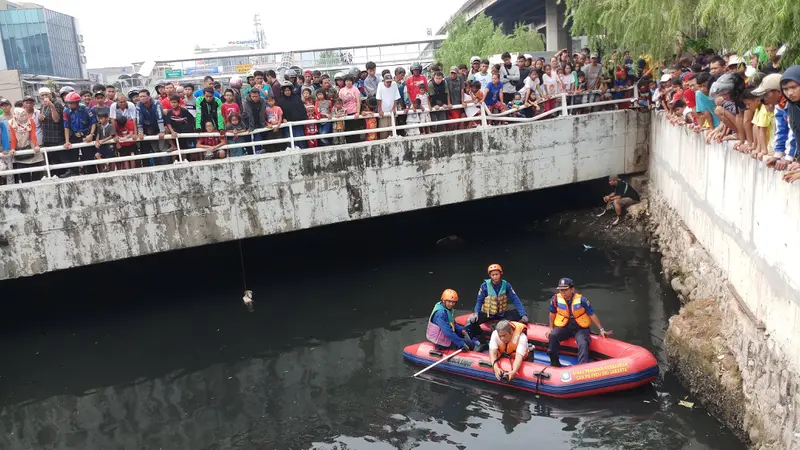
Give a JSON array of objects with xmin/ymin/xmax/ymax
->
[
  {"xmin": 435, "ymin": 14, "xmax": 544, "ymax": 69},
  {"xmin": 564, "ymin": 0, "xmax": 799, "ymax": 63}
]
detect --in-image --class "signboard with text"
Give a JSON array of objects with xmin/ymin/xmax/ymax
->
[
  {"xmin": 235, "ymin": 64, "xmax": 253, "ymax": 74},
  {"xmin": 165, "ymin": 69, "xmax": 183, "ymax": 79},
  {"xmin": 185, "ymin": 67, "xmax": 220, "ymax": 76}
]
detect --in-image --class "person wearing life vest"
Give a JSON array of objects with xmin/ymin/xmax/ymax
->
[
  {"xmin": 426, "ymin": 289, "xmax": 478, "ymax": 351},
  {"xmin": 546, "ymin": 277, "xmax": 608, "ymax": 366},
  {"xmin": 489, "ymin": 320, "xmax": 529, "ymax": 382},
  {"xmin": 466, "ymin": 264, "xmax": 528, "ymax": 339}
]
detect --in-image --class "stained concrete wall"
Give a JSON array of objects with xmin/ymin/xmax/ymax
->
[
  {"xmin": 649, "ymin": 113, "xmax": 800, "ymax": 448},
  {"xmin": 0, "ymin": 110, "xmax": 649, "ymax": 280}
]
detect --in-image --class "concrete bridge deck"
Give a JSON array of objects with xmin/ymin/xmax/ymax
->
[{"xmin": 0, "ymin": 110, "xmax": 649, "ymax": 280}]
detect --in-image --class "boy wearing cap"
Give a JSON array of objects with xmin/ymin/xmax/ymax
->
[
  {"xmin": 546, "ymin": 278, "xmax": 608, "ymax": 366},
  {"xmin": 94, "ymin": 107, "xmax": 115, "ymax": 172},
  {"xmin": 446, "ymin": 66, "xmax": 465, "ymax": 130},
  {"xmin": 0, "ymin": 98, "xmax": 12, "ymax": 120},
  {"xmin": 469, "ymin": 56, "xmax": 481, "ymax": 78}
]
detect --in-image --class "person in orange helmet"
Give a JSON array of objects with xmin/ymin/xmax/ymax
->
[
  {"xmin": 426, "ymin": 289, "xmax": 477, "ymax": 351},
  {"xmin": 466, "ymin": 264, "xmax": 528, "ymax": 339}
]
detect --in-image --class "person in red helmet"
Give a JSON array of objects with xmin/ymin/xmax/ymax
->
[
  {"xmin": 466, "ymin": 264, "xmax": 528, "ymax": 339},
  {"xmin": 426, "ymin": 289, "xmax": 477, "ymax": 351}
]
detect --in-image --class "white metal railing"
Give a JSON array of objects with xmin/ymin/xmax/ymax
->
[{"xmin": 0, "ymin": 87, "xmax": 641, "ymax": 183}]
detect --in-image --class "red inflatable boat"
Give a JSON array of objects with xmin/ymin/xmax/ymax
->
[{"xmin": 403, "ymin": 314, "xmax": 658, "ymax": 398}]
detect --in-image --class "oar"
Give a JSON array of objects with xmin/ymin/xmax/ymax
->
[{"xmin": 413, "ymin": 349, "xmax": 464, "ymax": 377}]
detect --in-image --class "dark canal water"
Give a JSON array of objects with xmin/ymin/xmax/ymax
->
[{"xmin": 0, "ymin": 180, "xmax": 744, "ymax": 450}]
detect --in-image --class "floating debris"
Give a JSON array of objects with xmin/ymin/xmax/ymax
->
[
  {"xmin": 583, "ymin": 244, "xmax": 593, "ymax": 250},
  {"xmin": 678, "ymin": 400, "xmax": 695, "ymax": 409},
  {"xmin": 243, "ymin": 290, "xmax": 255, "ymax": 312}
]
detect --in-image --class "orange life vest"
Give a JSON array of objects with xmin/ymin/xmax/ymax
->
[
  {"xmin": 553, "ymin": 293, "xmax": 591, "ymax": 328},
  {"xmin": 497, "ymin": 321, "xmax": 529, "ymax": 360}
]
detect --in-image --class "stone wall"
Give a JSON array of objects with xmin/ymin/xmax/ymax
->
[
  {"xmin": 0, "ymin": 110, "xmax": 649, "ymax": 280},
  {"xmin": 649, "ymin": 113, "xmax": 800, "ymax": 449}
]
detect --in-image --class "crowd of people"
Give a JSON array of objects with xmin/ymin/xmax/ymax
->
[
  {"xmin": 651, "ymin": 46, "xmax": 800, "ymax": 183},
  {"xmin": 0, "ymin": 48, "xmax": 641, "ymax": 183}
]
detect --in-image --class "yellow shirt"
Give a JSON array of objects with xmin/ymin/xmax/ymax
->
[{"xmin": 753, "ymin": 105, "xmax": 775, "ymax": 143}]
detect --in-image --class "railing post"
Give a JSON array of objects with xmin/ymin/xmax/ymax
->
[
  {"xmin": 561, "ymin": 93, "xmax": 569, "ymax": 116},
  {"xmin": 175, "ymin": 135, "xmax": 184, "ymax": 163},
  {"xmin": 390, "ymin": 112, "xmax": 398, "ymax": 138},
  {"xmin": 42, "ymin": 148, "xmax": 52, "ymax": 179},
  {"xmin": 288, "ymin": 125, "xmax": 295, "ymax": 149},
  {"xmin": 633, "ymin": 83, "xmax": 639, "ymax": 107},
  {"xmin": 480, "ymin": 103, "xmax": 488, "ymax": 127}
]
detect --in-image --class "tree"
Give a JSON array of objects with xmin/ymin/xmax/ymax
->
[
  {"xmin": 564, "ymin": 0, "xmax": 800, "ymax": 64},
  {"xmin": 435, "ymin": 14, "xmax": 545, "ymax": 70}
]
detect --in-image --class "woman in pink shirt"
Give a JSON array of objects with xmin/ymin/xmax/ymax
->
[{"xmin": 339, "ymin": 74, "xmax": 363, "ymax": 143}]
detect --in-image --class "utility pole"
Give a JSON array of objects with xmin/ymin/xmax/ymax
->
[{"xmin": 253, "ymin": 14, "xmax": 267, "ymax": 50}]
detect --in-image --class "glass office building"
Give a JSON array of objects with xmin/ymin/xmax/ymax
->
[{"xmin": 0, "ymin": 6, "xmax": 85, "ymax": 79}]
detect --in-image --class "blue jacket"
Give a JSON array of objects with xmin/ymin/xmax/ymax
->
[
  {"xmin": 0, "ymin": 121, "xmax": 9, "ymax": 150},
  {"xmin": 474, "ymin": 280, "xmax": 527, "ymax": 317},
  {"xmin": 136, "ymin": 99, "xmax": 165, "ymax": 134},
  {"xmin": 773, "ymin": 105, "xmax": 797, "ymax": 160},
  {"xmin": 431, "ymin": 306, "xmax": 467, "ymax": 348}
]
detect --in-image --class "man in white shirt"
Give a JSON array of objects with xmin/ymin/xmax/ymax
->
[
  {"xmin": 376, "ymin": 74, "xmax": 400, "ymax": 139},
  {"xmin": 581, "ymin": 53, "xmax": 604, "ymax": 103},
  {"xmin": 489, "ymin": 320, "xmax": 529, "ymax": 382},
  {"xmin": 471, "ymin": 59, "xmax": 492, "ymax": 90}
]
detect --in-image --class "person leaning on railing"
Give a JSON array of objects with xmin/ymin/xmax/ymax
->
[
  {"xmin": 37, "ymin": 87, "xmax": 66, "ymax": 176},
  {"xmin": 61, "ymin": 92, "xmax": 96, "ymax": 178},
  {"xmin": 9, "ymin": 106, "xmax": 42, "ymax": 183}
]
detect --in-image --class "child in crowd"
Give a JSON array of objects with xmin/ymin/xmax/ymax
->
[
  {"xmin": 506, "ymin": 92, "xmax": 524, "ymax": 117},
  {"xmin": 305, "ymin": 109, "xmax": 319, "ymax": 148},
  {"xmin": 225, "ymin": 113, "xmax": 248, "ymax": 157},
  {"xmin": 748, "ymin": 90, "xmax": 774, "ymax": 160},
  {"xmin": 315, "ymin": 90, "xmax": 332, "ymax": 146},
  {"xmin": 574, "ymin": 71, "xmax": 587, "ymax": 113},
  {"xmin": 0, "ymin": 120, "xmax": 11, "ymax": 185},
  {"xmin": 301, "ymin": 87, "xmax": 314, "ymax": 110},
  {"xmin": 464, "ymin": 81, "xmax": 484, "ymax": 126},
  {"xmin": 414, "ymin": 82, "xmax": 431, "ymax": 135},
  {"xmin": 93, "ymin": 108, "xmax": 115, "ymax": 172},
  {"xmin": 114, "ymin": 116, "xmax": 137, "ymax": 170},
  {"xmin": 405, "ymin": 99, "xmax": 422, "ymax": 136},
  {"xmin": 197, "ymin": 121, "xmax": 226, "ymax": 159},
  {"xmin": 363, "ymin": 99, "xmax": 377, "ymax": 141},
  {"xmin": 264, "ymin": 95, "xmax": 284, "ymax": 153},
  {"xmin": 331, "ymin": 98, "xmax": 347, "ymax": 145},
  {"xmin": 597, "ymin": 80, "xmax": 614, "ymax": 111},
  {"xmin": 222, "ymin": 89, "xmax": 240, "ymax": 125}
]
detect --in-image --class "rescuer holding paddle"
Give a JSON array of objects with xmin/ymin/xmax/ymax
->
[
  {"xmin": 489, "ymin": 319, "xmax": 529, "ymax": 382},
  {"xmin": 466, "ymin": 264, "xmax": 528, "ymax": 339},
  {"xmin": 546, "ymin": 278, "xmax": 609, "ymax": 367},
  {"xmin": 426, "ymin": 289, "xmax": 478, "ymax": 351}
]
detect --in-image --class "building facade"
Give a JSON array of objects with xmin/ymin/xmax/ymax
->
[{"xmin": 0, "ymin": 2, "xmax": 87, "ymax": 79}]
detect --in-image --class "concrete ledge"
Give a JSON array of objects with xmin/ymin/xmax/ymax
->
[{"xmin": 0, "ymin": 110, "xmax": 649, "ymax": 280}]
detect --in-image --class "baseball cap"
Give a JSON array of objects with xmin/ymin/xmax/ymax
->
[
  {"xmin": 556, "ymin": 278, "xmax": 574, "ymax": 289},
  {"xmin": 470, "ymin": 56, "xmax": 481, "ymax": 63},
  {"xmin": 0, "ymin": 98, "xmax": 10, "ymax": 105},
  {"xmin": 590, "ymin": 53, "xmax": 598, "ymax": 59},
  {"xmin": 752, "ymin": 73, "xmax": 782, "ymax": 95},
  {"xmin": 660, "ymin": 73, "xmax": 672, "ymax": 83},
  {"xmin": 22, "ymin": 95, "xmax": 35, "ymax": 102},
  {"xmin": 727, "ymin": 55, "xmax": 744, "ymax": 66},
  {"xmin": 38, "ymin": 87, "xmax": 51, "ymax": 95},
  {"xmin": 524, "ymin": 54, "xmax": 533, "ymax": 60},
  {"xmin": 449, "ymin": 66, "xmax": 458, "ymax": 73},
  {"xmin": 382, "ymin": 73, "xmax": 392, "ymax": 81}
]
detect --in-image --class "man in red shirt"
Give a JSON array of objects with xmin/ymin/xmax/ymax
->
[
  {"xmin": 405, "ymin": 62, "xmax": 428, "ymax": 109},
  {"xmin": 159, "ymin": 84, "xmax": 183, "ymax": 112}
]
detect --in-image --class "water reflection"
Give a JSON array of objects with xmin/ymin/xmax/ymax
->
[{"xmin": 0, "ymin": 198, "xmax": 744, "ymax": 449}]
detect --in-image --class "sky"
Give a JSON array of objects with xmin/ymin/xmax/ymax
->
[{"xmin": 32, "ymin": 0, "xmax": 465, "ymax": 68}]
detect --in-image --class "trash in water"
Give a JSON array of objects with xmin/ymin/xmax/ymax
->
[
  {"xmin": 583, "ymin": 244, "xmax": 593, "ymax": 250},
  {"xmin": 678, "ymin": 400, "xmax": 695, "ymax": 409},
  {"xmin": 242, "ymin": 290, "xmax": 255, "ymax": 312},
  {"xmin": 436, "ymin": 235, "xmax": 464, "ymax": 246},
  {"xmin": 642, "ymin": 400, "xmax": 650, "ymax": 403},
  {"xmin": 428, "ymin": 272, "xmax": 434, "ymax": 275},
  {"xmin": 717, "ymin": 355, "xmax": 725, "ymax": 360}
]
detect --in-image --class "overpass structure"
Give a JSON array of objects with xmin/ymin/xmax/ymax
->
[
  {"xmin": 438, "ymin": 0, "xmax": 571, "ymax": 52},
  {"xmin": 0, "ymin": 110, "xmax": 649, "ymax": 280}
]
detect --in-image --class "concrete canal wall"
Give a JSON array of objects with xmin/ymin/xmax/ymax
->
[
  {"xmin": 0, "ymin": 110, "xmax": 649, "ymax": 280},
  {"xmin": 648, "ymin": 113, "xmax": 800, "ymax": 449}
]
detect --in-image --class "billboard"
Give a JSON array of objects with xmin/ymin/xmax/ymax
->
[{"xmin": 185, "ymin": 67, "xmax": 220, "ymax": 76}]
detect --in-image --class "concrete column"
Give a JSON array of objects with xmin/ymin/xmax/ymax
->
[{"xmin": 545, "ymin": 0, "xmax": 570, "ymax": 53}]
